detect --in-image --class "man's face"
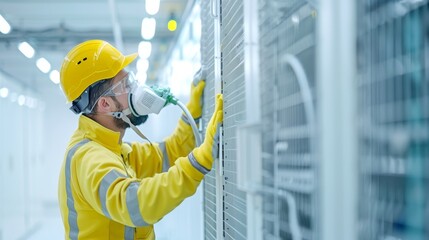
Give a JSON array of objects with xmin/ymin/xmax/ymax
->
[{"xmin": 108, "ymin": 70, "xmax": 148, "ymax": 129}]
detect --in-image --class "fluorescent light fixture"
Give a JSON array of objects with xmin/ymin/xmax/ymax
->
[
  {"xmin": 18, "ymin": 41, "xmax": 35, "ymax": 58},
  {"xmin": 0, "ymin": 87, "xmax": 8, "ymax": 98},
  {"xmin": 137, "ymin": 58, "xmax": 149, "ymax": 72},
  {"xmin": 145, "ymin": 0, "xmax": 160, "ymax": 15},
  {"xmin": 291, "ymin": 14, "xmax": 300, "ymax": 24},
  {"xmin": 141, "ymin": 18, "xmax": 156, "ymax": 40},
  {"xmin": 25, "ymin": 97, "xmax": 37, "ymax": 108},
  {"xmin": 136, "ymin": 71, "xmax": 147, "ymax": 84},
  {"xmin": 36, "ymin": 57, "xmax": 51, "ymax": 73},
  {"xmin": 18, "ymin": 95, "xmax": 26, "ymax": 106},
  {"xmin": 138, "ymin": 41, "xmax": 152, "ymax": 59},
  {"xmin": 0, "ymin": 14, "xmax": 11, "ymax": 34},
  {"xmin": 192, "ymin": 18, "xmax": 201, "ymax": 40},
  {"xmin": 49, "ymin": 70, "xmax": 60, "ymax": 84}
]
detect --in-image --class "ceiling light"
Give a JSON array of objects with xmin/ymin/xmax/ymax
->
[
  {"xmin": 137, "ymin": 58, "xmax": 149, "ymax": 72},
  {"xmin": 136, "ymin": 71, "xmax": 147, "ymax": 84},
  {"xmin": 145, "ymin": 0, "xmax": 160, "ymax": 15},
  {"xmin": 138, "ymin": 41, "xmax": 152, "ymax": 59},
  {"xmin": 0, "ymin": 14, "xmax": 11, "ymax": 34},
  {"xmin": 192, "ymin": 18, "xmax": 201, "ymax": 40},
  {"xmin": 18, "ymin": 41, "xmax": 35, "ymax": 58},
  {"xmin": 141, "ymin": 17, "xmax": 156, "ymax": 40},
  {"xmin": 50, "ymin": 70, "xmax": 60, "ymax": 84},
  {"xmin": 25, "ymin": 97, "xmax": 37, "ymax": 108},
  {"xmin": 0, "ymin": 87, "xmax": 8, "ymax": 98},
  {"xmin": 36, "ymin": 57, "xmax": 51, "ymax": 73},
  {"xmin": 18, "ymin": 95, "xmax": 26, "ymax": 106}
]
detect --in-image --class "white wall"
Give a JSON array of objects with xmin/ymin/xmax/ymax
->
[
  {"xmin": 0, "ymin": 73, "xmax": 46, "ymax": 240},
  {"xmin": 41, "ymin": 91, "xmax": 79, "ymax": 207}
]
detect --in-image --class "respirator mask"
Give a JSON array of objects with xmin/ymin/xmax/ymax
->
[{"xmin": 102, "ymin": 72, "xmax": 171, "ymax": 142}]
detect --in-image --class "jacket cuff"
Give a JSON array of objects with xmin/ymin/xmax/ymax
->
[
  {"xmin": 177, "ymin": 155, "xmax": 205, "ymax": 181},
  {"xmin": 188, "ymin": 152, "xmax": 210, "ymax": 175}
]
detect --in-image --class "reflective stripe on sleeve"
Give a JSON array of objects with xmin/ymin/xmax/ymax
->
[
  {"xmin": 126, "ymin": 181, "xmax": 149, "ymax": 227},
  {"xmin": 65, "ymin": 139, "xmax": 90, "ymax": 240},
  {"xmin": 188, "ymin": 152, "xmax": 210, "ymax": 175},
  {"xmin": 159, "ymin": 141, "xmax": 170, "ymax": 172},
  {"xmin": 99, "ymin": 170, "xmax": 126, "ymax": 219},
  {"xmin": 124, "ymin": 226, "xmax": 135, "ymax": 240}
]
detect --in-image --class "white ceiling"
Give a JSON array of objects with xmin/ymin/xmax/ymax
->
[{"xmin": 0, "ymin": 0, "xmax": 189, "ymax": 98}]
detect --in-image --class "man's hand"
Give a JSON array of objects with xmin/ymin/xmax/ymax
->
[
  {"xmin": 186, "ymin": 68, "xmax": 206, "ymax": 119},
  {"xmin": 189, "ymin": 94, "xmax": 223, "ymax": 171}
]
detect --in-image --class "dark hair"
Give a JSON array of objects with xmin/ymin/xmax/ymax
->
[{"xmin": 84, "ymin": 78, "xmax": 114, "ymax": 115}]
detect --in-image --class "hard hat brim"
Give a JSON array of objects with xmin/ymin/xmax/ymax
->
[{"xmin": 123, "ymin": 53, "xmax": 138, "ymax": 69}]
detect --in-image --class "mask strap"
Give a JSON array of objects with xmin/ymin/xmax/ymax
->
[{"xmin": 109, "ymin": 109, "xmax": 152, "ymax": 144}]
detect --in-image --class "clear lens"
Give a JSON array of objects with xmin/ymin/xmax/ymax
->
[
  {"xmin": 103, "ymin": 72, "xmax": 137, "ymax": 97},
  {"xmin": 87, "ymin": 72, "xmax": 138, "ymax": 113}
]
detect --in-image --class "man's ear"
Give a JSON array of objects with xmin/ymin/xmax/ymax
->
[{"xmin": 96, "ymin": 97, "xmax": 113, "ymax": 113}]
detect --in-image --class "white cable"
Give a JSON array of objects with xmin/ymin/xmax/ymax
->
[
  {"xmin": 256, "ymin": 187, "xmax": 302, "ymax": 240},
  {"xmin": 177, "ymin": 100, "xmax": 203, "ymax": 147}
]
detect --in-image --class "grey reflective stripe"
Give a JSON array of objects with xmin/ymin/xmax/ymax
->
[
  {"xmin": 99, "ymin": 170, "xmax": 126, "ymax": 219},
  {"xmin": 159, "ymin": 142, "xmax": 170, "ymax": 172},
  {"xmin": 124, "ymin": 226, "xmax": 135, "ymax": 240},
  {"xmin": 126, "ymin": 182, "xmax": 149, "ymax": 226},
  {"xmin": 66, "ymin": 139, "xmax": 90, "ymax": 240},
  {"xmin": 188, "ymin": 152, "xmax": 210, "ymax": 174}
]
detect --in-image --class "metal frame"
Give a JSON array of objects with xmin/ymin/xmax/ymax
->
[
  {"xmin": 316, "ymin": 0, "xmax": 358, "ymax": 239},
  {"xmin": 212, "ymin": 0, "xmax": 224, "ymax": 238}
]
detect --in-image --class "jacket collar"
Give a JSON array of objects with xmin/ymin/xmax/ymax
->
[{"xmin": 78, "ymin": 115, "xmax": 122, "ymax": 153}]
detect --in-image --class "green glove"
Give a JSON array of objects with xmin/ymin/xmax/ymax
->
[
  {"xmin": 188, "ymin": 94, "xmax": 223, "ymax": 173},
  {"xmin": 186, "ymin": 68, "xmax": 206, "ymax": 119}
]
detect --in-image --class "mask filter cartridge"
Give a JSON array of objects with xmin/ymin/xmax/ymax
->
[{"xmin": 128, "ymin": 86, "xmax": 167, "ymax": 116}]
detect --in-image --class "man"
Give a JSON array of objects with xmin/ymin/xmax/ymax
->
[{"xmin": 58, "ymin": 39, "xmax": 223, "ymax": 240}]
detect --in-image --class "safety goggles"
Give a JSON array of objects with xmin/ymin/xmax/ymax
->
[
  {"xmin": 87, "ymin": 72, "xmax": 138, "ymax": 113},
  {"xmin": 101, "ymin": 72, "xmax": 138, "ymax": 97}
]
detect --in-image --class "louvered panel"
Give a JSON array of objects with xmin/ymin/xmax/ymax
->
[
  {"xmin": 201, "ymin": 0, "xmax": 217, "ymax": 239},
  {"xmin": 356, "ymin": 1, "xmax": 429, "ymax": 239},
  {"xmin": 259, "ymin": 1, "xmax": 318, "ymax": 239},
  {"xmin": 221, "ymin": 0, "xmax": 247, "ymax": 239}
]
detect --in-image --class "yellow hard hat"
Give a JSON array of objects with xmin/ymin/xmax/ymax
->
[{"xmin": 60, "ymin": 39, "xmax": 138, "ymax": 103}]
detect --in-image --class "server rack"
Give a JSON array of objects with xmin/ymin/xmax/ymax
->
[
  {"xmin": 356, "ymin": 1, "xmax": 429, "ymax": 239},
  {"xmin": 201, "ymin": 0, "xmax": 320, "ymax": 239},
  {"xmin": 201, "ymin": 0, "xmax": 249, "ymax": 239},
  {"xmin": 221, "ymin": 0, "xmax": 249, "ymax": 239},
  {"xmin": 201, "ymin": 0, "xmax": 219, "ymax": 239},
  {"xmin": 258, "ymin": 1, "xmax": 318, "ymax": 239},
  {"xmin": 201, "ymin": 1, "xmax": 429, "ymax": 240}
]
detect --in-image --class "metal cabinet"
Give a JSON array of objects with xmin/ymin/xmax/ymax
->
[{"xmin": 356, "ymin": 1, "xmax": 429, "ymax": 239}]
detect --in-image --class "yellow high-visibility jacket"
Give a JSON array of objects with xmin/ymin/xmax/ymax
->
[{"xmin": 58, "ymin": 115, "xmax": 207, "ymax": 240}]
